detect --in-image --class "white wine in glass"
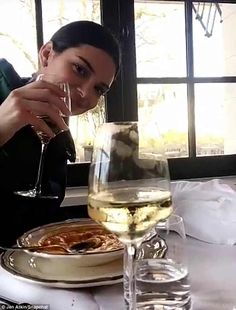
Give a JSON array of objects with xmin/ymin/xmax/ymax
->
[
  {"xmin": 88, "ymin": 122, "xmax": 173, "ymax": 309},
  {"xmin": 15, "ymin": 74, "xmax": 71, "ymax": 199}
]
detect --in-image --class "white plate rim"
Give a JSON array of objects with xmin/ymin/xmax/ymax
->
[{"xmin": 0, "ymin": 251, "xmax": 123, "ymax": 288}]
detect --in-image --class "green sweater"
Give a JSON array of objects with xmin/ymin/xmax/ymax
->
[{"xmin": 0, "ymin": 59, "xmax": 22, "ymax": 100}]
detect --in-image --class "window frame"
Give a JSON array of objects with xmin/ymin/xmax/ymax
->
[
  {"xmin": 120, "ymin": 0, "xmax": 236, "ymax": 180},
  {"xmin": 34, "ymin": 0, "xmax": 236, "ymax": 186}
]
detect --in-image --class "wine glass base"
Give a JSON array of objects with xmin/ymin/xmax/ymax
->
[{"xmin": 14, "ymin": 190, "xmax": 58, "ymax": 199}]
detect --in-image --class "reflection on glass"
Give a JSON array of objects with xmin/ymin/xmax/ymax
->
[
  {"xmin": 134, "ymin": 1, "xmax": 186, "ymax": 78},
  {"xmin": 193, "ymin": 3, "xmax": 236, "ymax": 77},
  {"xmin": 195, "ymin": 83, "xmax": 236, "ymax": 156},
  {"xmin": 137, "ymin": 84, "xmax": 188, "ymax": 158},
  {"xmin": 69, "ymin": 100, "xmax": 105, "ymax": 162}
]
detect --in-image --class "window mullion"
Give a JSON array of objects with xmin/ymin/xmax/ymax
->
[
  {"xmin": 101, "ymin": 0, "xmax": 138, "ymax": 122},
  {"xmin": 101, "ymin": 0, "xmax": 124, "ymax": 121},
  {"xmin": 119, "ymin": 0, "xmax": 138, "ymax": 121},
  {"xmin": 34, "ymin": 0, "xmax": 43, "ymax": 52},
  {"xmin": 185, "ymin": 0, "xmax": 196, "ymax": 158}
]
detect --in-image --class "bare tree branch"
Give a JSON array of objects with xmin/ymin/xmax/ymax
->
[{"xmin": 0, "ymin": 32, "xmax": 37, "ymax": 70}]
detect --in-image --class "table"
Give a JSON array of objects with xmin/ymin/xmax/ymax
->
[
  {"xmin": 187, "ymin": 238, "xmax": 236, "ymax": 310},
  {"xmin": 0, "ymin": 237, "xmax": 236, "ymax": 310}
]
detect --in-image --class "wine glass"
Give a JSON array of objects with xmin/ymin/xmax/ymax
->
[
  {"xmin": 15, "ymin": 74, "xmax": 71, "ymax": 199},
  {"xmin": 88, "ymin": 121, "xmax": 173, "ymax": 309}
]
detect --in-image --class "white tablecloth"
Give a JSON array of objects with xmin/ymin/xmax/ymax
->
[{"xmin": 0, "ymin": 237, "xmax": 236, "ymax": 310}]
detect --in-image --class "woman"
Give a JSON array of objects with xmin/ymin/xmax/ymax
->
[{"xmin": 0, "ymin": 21, "xmax": 120, "ymax": 245}]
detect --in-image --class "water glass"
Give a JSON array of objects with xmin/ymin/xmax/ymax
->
[{"xmin": 136, "ymin": 214, "xmax": 192, "ymax": 310}]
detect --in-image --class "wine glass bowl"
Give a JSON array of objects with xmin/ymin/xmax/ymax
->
[{"xmin": 88, "ymin": 121, "xmax": 173, "ymax": 309}]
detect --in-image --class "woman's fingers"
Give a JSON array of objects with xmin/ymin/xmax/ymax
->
[
  {"xmin": 26, "ymin": 101, "xmax": 68, "ymax": 129},
  {"xmin": 21, "ymin": 99, "xmax": 69, "ymax": 133},
  {"xmin": 0, "ymin": 100, "xmax": 55, "ymax": 145},
  {"xmin": 9, "ymin": 95, "xmax": 69, "ymax": 136},
  {"xmin": 10, "ymin": 85, "xmax": 69, "ymax": 132},
  {"xmin": 0, "ymin": 81, "xmax": 71, "ymax": 146},
  {"xmin": 22, "ymin": 105, "xmax": 69, "ymax": 139},
  {"xmin": 21, "ymin": 80, "xmax": 71, "ymax": 116}
]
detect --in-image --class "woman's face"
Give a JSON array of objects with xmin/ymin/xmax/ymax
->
[{"xmin": 40, "ymin": 44, "xmax": 116, "ymax": 115}]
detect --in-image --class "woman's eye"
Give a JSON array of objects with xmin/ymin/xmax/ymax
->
[{"xmin": 74, "ymin": 64, "xmax": 89, "ymax": 77}]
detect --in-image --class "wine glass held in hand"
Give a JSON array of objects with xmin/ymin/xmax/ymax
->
[
  {"xmin": 15, "ymin": 74, "xmax": 71, "ymax": 199},
  {"xmin": 87, "ymin": 122, "xmax": 173, "ymax": 310}
]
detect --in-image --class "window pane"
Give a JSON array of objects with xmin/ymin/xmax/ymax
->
[
  {"xmin": 0, "ymin": 1, "xmax": 38, "ymax": 76},
  {"xmin": 137, "ymin": 84, "xmax": 188, "ymax": 158},
  {"xmin": 134, "ymin": 1, "xmax": 186, "ymax": 78},
  {"xmin": 41, "ymin": 0, "xmax": 102, "ymax": 162},
  {"xmin": 42, "ymin": 0, "xmax": 100, "ymax": 42},
  {"xmin": 193, "ymin": 3, "xmax": 236, "ymax": 77},
  {"xmin": 195, "ymin": 83, "xmax": 236, "ymax": 156}
]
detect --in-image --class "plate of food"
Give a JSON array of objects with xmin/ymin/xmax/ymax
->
[
  {"xmin": 17, "ymin": 218, "xmax": 123, "ymax": 267},
  {"xmin": 0, "ymin": 219, "xmax": 124, "ymax": 288},
  {"xmin": 0, "ymin": 249, "xmax": 123, "ymax": 288}
]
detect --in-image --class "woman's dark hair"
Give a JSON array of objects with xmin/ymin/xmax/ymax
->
[{"xmin": 50, "ymin": 20, "xmax": 121, "ymax": 76}]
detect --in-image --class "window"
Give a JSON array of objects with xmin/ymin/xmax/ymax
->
[
  {"xmin": 1, "ymin": 0, "xmax": 236, "ymax": 184},
  {"xmin": 0, "ymin": 1, "xmax": 38, "ymax": 76},
  {"xmin": 132, "ymin": 1, "xmax": 236, "ymax": 179}
]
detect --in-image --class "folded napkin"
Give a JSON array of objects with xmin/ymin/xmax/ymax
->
[{"xmin": 171, "ymin": 179, "xmax": 236, "ymax": 245}]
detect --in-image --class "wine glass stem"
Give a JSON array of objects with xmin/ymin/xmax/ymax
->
[
  {"xmin": 124, "ymin": 243, "xmax": 138, "ymax": 310},
  {"xmin": 34, "ymin": 142, "xmax": 49, "ymax": 196}
]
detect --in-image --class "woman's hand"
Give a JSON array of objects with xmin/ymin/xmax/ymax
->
[{"xmin": 0, "ymin": 79, "xmax": 71, "ymax": 146}]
